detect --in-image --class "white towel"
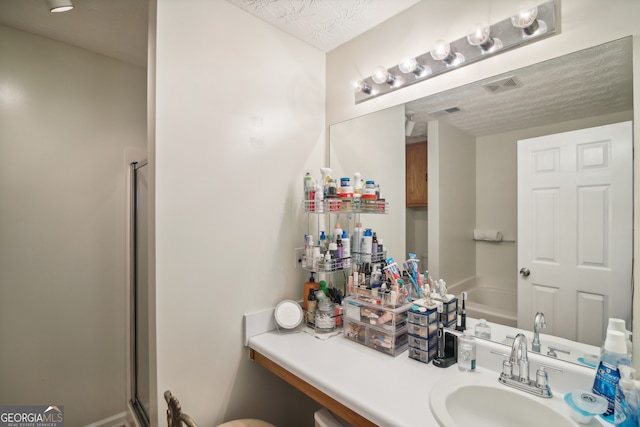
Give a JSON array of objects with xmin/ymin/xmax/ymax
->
[{"xmin": 474, "ymin": 229, "xmax": 502, "ymax": 241}]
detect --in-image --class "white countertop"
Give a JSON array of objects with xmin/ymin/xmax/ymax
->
[
  {"xmin": 250, "ymin": 329, "xmax": 462, "ymax": 427},
  {"xmin": 249, "ymin": 327, "xmax": 606, "ymax": 427}
]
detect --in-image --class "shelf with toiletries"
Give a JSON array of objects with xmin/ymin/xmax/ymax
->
[{"xmin": 302, "ymin": 199, "xmax": 388, "ymax": 214}]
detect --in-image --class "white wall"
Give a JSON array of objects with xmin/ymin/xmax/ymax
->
[
  {"xmin": 326, "ymin": 0, "xmax": 640, "ymax": 371},
  {"xmin": 475, "ymin": 110, "xmax": 633, "ymax": 286},
  {"xmin": 428, "ymin": 120, "xmax": 476, "ymax": 284},
  {"xmin": 406, "ymin": 207, "xmax": 428, "ymax": 266},
  {"xmin": 0, "ymin": 25, "xmax": 146, "ymax": 426},
  {"xmin": 154, "ymin": 1, "xmax": 326, "ymax": 425}
]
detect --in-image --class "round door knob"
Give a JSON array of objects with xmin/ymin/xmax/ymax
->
[{"xmin": 520, "ymin": 268, "xmax": 530, "ymax": 277}]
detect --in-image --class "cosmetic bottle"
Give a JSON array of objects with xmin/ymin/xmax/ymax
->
[
  {"xmin": 319, "ymin": 280, "xmax": 327, "ymax": 297},
  {"xmin": 312, "ymin": 244, "xmax": 321, "ymax": 271},
  {"xmin": 458, "ymin": 330, "xmax": 476, "ymax": 372},
  {"xmin": 314, "ymin": 182, "xmax": 324, "ymax": 213},
  {"xmin": 306, "ymin": 290, "xmax": 317, "ymax": 325},
  {"xmin": 328, "ymin": 242, "xmax": 338, "ymax": 270},
  {"xmin": 341, "ymin": 230, "xmax": 350, "ymax": 269},
  {"xmin": 319, "ymin": 231, "xmax": 326, "ymax": 252},
  {"xmin": 352, "ymin": 222, "xmax": 363, "ymax": 255},
  {"xmin": 362, "ymin": 228, "xmax": 373, "ymax": 263},
  {"xmin": 353, "ymin": 172, "xmax": 362, "ymax": 194},
  {"xmin": 336, "ymin": 238, "xmax": 343, "ymax": 269},
  {"xmin": 334, "ymin": 223, "xmax": 343, "ymax": 242},
  {"xmin": 593, "ymin": 330, "xmax": 632, "ymax": 416},
  {"xmin": 377, "ymin": 238, "xmax": 384, "ymax": 256},
  {"xmin": 302, "ymin": 272, "xmax": 318, "ymax": 311},
  {"xmin": 304, "ymin": 235, "xmax": 314, "ymax": 269},
  {"xmin": 303, "ymin": 171, "xmax": 313, "ymax": 201},
  {"xmin": 315, "ymin": 292, "xmax": 335, "ymax": 332},
  {"xmin": 371, "ymin": 232, "xmax": 378, "ymax": 261},
  {"xmin": 474, "ymin": 318, "xmax": 492, "ymax": 340}
]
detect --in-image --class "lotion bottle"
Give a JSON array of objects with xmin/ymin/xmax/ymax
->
[
  {"xmin": 341, "ymin": 230, "xmax": 350, "ymax": 269},
  {"xmin": 352, "ymin": 222, "xmax": 363, "ymax": 255},
  {"xmin": 362, "ymin": 228, "xmax": 373, "ymax": 263},
  {"xmin": 458, "ymin": 329, "xmax": 476, "ymax": 372}
]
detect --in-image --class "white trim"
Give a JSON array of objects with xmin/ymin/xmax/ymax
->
[{"xmin": 84, "ymin": 411, "xmax": 128, "ymax": 427}]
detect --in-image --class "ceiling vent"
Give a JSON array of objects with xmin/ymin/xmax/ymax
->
[
  {"xmin": 482, "ymin": 75, "xmax": 522, "ymax": 94},
  {"xmin": 428, "ymin": 106, "xmax": 461, "ymax": 117}
]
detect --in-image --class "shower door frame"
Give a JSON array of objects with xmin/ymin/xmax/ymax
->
[{"xmin": 130, "ymin": 160, "xmax": 150, "ymax": 427}]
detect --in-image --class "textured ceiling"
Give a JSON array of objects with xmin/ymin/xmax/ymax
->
[
  {"xmin": 0, "ymin": 0, "xmax": 419, "ymax": 66},
  {"xmin": 224, "ymin": 0, "xmax": 421, "ymax": 52},
  {"xmin": 405, "ymin": 37, "xmax": 633, "ymax": 138}
]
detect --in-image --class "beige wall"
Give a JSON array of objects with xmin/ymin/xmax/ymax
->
[
  {"xmin": 0, "ymin": 25, "xmax": 147, "ymax": 426},
  {"xmin": 428, "ymin": 120, "xmax": 476, "ymax": 284},
  {"xmin": 154, "ymin": 1, "xmax": 326, "ymax": 425},
  {"xmin": 326, "ymin": 0, "xmax": 640, "ymax": 372}
]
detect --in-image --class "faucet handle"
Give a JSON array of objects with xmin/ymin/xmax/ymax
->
[
  {"xmin": 547, "ymin": 345, "xmax": 571, "ymax": 357},
  {"xmin": 491, "ymin": 350, "xmax": 513, "ymax": 378},
  {"xmin": 535, "ymin": 364, "xmax": 563, "ymax": 390}
]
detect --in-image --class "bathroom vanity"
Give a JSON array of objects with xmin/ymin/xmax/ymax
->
[{"xmin": 247, "ymin": 318, "xmax": 607, "ymax": 427}]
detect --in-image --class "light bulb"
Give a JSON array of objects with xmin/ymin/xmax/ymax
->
[
  {"xmin": 371, "ymin": 66, "xmax": 402, "ymax": 87},
  {"xmin": 399, "ymin": 57, "xmax": 431, "ymax": 77},
  {"xmin": 399, "ymin": 57, "xmax": 417, "ymax": 73},
  {"xmin": 511, "ymin": 2, "xmax": 547, "ymax": 36},
  {"xmin": 430, "ymin": 40, "xmax": 465, "ymax": 67},
  {"xmin": 372, "ymin": 66, "xmax": 392, "ymax": 84},
  {"xmin": 430, "ymin": 40, "xmax": 451, "ymax": 61},
  {"xmin": 467, "ymin": 22, "xmax": 503, "ymax": 53},
  {"xmin": 352, "ymin": 80, "xmax": 372, "ymax": 94}
]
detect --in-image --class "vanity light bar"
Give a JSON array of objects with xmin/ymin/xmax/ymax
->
[{"xmin": 354, "ymin": 0, "xmax": 557, "ymax": 104}]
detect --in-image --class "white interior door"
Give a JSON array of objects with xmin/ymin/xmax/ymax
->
[{"xmin": 517, "ymin": 122, "xmax": 632, "ymax": 346}]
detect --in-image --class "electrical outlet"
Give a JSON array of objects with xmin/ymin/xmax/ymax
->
[{"xmin": 294, "ymin": 248, "xmax": 304, "ymax": 268}]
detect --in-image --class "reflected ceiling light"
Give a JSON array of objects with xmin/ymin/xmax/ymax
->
[
  {"xmin": 467, "ymin": 22, "xmax": 503, "ymax": 54},
  {"xmin": 430, "ymin": 40, "xmax": 465, "ymax": 67},
  {"xmin": 399, "ymin": 57, "xmax": 432, "ymax": 77},
  {"xmin": 48, "ymin": 0, "xmax": 74, "ymax": 12},
  {"xmin": 511, "ymin": 2, "xmax": 547, "ymax": 36},
  {"xmin": 405, "ymin": 111, "xmax": 416, "ymax": 137},
  {"xmin": 352, "ymin": 79, "xmax": 373, "ymax": 95},
  {"xmin": 371, "ymin": 66, "xmax": 401, "ymax": 86}
]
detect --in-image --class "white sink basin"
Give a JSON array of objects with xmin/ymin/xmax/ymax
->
[{"xmin": 429, "ymin": 369, "xmax": 591, "ymax": 427}]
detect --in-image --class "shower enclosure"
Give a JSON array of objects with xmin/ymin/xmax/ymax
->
[{"xmin": 130, "ymin": 161, "xmax": 150, "ymax": 427}]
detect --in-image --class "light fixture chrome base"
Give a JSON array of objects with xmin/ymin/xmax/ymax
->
[{"xmin": 355, "ymin": 0, "xmax": 557, "ymax": 104}]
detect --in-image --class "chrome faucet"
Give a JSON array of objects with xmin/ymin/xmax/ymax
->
[
  {"xmin": 532, "ymin": 312, "xmax": 546, "ymax": 353},
  {"xmin": 494, "ymin": 333, "xmax": 556, "ymax": 398}
]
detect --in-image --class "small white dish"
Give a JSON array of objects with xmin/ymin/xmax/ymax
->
[
  {"xmin": 274, "ymin": 300, "xmax": 303, "ymax": 330},
  {"xmin": 563, "ymin": 390, "xmax": 608, "ymax": 424}
]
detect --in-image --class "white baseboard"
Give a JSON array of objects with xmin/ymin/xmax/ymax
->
[{"xmin": 84, "ymin": 411, "xmax": 128, "ymax": 427}]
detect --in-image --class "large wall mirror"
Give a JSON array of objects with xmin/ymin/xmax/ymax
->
[{"xmin": 329, "ymin": 37, "xmax": 633, "ymax": 368}]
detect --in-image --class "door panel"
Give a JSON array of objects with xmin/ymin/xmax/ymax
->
[{"xmin": 517, "ymin": 122, "xmax": 632, "ymax": 346}]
